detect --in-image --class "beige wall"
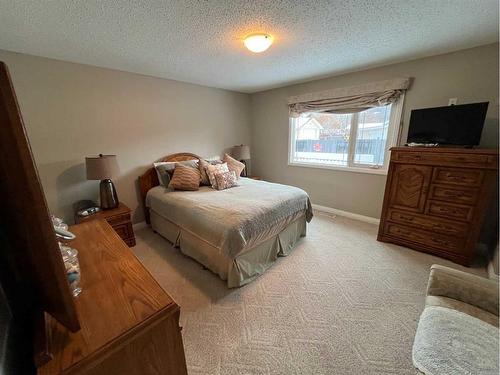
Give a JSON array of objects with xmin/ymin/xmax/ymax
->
[
  {"xmin": 250, "ymin": 43, "xmax": 499, "ymax": 219},
  {"xmin": 1, "ymin": 44, "xmax": 497, "ymax": 224},
  {"xmin": 0, "ymin": 50, "xmax": 251, "ymax": 223}
]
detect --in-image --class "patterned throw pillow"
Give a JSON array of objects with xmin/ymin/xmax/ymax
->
[
  {"xmin": 223, "ymin": 153, "xmax": 245, "ymax": 178},
  {"xmin": 168, "ymin": 164, "xmax": 201, "ymax": 191},
  {"xmin": 154, "ymin": 160, "xmax": 199, "ymax": 186},
  {"xmin": 205, "ymin": 162, "xmax": 229, "ymax": 189},
  {"xmin": 215, "ymin": 170, "xmax": 238, "ymax": 190}
]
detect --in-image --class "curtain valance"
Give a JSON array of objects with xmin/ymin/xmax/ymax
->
[{"xmin": 288, "ymin": 77, "xmax": 411, "ymax": 117}]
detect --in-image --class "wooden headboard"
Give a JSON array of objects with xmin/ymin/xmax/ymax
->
[{"xmin": 138, "ymin": 152, "xmax": 201, "ymax": 223}]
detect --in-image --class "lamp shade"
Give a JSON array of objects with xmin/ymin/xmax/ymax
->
[
  {"xmin": 232, "ymin": 145, "xmax": 251, "ymax": 160},
  {"xmin": 85, "ymin": 154, "xmax": 119, "ymax": 180}
]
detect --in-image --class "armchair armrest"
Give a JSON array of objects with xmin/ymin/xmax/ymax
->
[{"xmin": 427, "ymin": 264, "xmax": 499, "ymax": 316}]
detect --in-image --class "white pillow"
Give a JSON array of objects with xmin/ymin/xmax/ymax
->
[{"xmin": 205, "ymin": 155, "xmax": 222, "ymax": 162}]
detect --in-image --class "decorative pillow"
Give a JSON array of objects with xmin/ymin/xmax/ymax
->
[
  {"xmin": 154, "ymin": 160, "xmax": 199, "ymax": 186},
  {"xmin": 153, "ymin": 162, "xmax": 174, "ymax": 186},
  {"xmin": 205, "ymin": 156, "xmax": 223, "ymax": 163},
  {"xmin": 215, "ymin": 170, "xmax": 238, "ymax": 190},
  {"xmin": 168, "ymin": 164, "xmax": 201, "ymax": 191},
  {"xmin": 205, "ymin": 162, "xmax": 229, "ymax": 189},
  {"xmin": 223, "ymin": 153, "xmax": 245, "ymax": 178},
  {"xmin": 199, "ymin": 159, "xmax": 211, "ymax": 186}
]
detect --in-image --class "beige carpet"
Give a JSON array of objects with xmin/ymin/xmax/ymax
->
[{"xmin": 132, "ymin": 212, "xmax": 486, "ymax": 375}]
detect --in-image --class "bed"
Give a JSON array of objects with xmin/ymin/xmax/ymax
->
[{"xmin": 139, "ymin": 153, "xmax": 313, "ymax": 287}]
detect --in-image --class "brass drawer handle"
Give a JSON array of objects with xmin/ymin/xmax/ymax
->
[
  {"xmin": 437, "ymin": 207, "xmax": 460, "ymax": 214},
  {"xmin": 444, "ymin": 173, "xmax": 468, "ymax": 181},
  {"xmin": 398, "ymin": 215, "xmax": 415, "ymax": 222},
  {"xmin": 443, "ymin": 190, "xmax": 464, "ymax": 198},
  {"xmin": 431, "ymin": 238, "xmax": 449, "ymax": 246},
  {"xmin": 394, "ymin": 228, "xmax": 411, "ymax": 236},
  {"xmin": 433, "ymin": 224, "xmax": 452, "ymax": 231}
]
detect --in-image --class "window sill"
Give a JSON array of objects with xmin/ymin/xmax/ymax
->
[{"xmin": 288, "ymin": 161, "xmax": 388, "ymax": 175}]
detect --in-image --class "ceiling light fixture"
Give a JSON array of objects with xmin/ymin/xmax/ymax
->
[{"xmin": 244, "ymin": 34, "xmax": 273, "ymax": 53}]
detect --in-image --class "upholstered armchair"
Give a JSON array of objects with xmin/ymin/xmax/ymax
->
[
  {"xmin": 425, "ymin": 264, "xmax": 498, "ymax": 326},
  {"xmin": 412, "ymin": 264, "xmax": 499, "ymax": 374}
]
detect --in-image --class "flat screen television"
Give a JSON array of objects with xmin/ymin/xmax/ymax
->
[{"xmin": 407, "ymin": 102, "xmax": 488, "ymax": 146}]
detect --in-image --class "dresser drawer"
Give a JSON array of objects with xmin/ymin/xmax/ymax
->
[
  {"xmin": 384, "ymin": 223, "xmax": 463, "ymax": 253},
  {"xmin": 432, "ymin": 167, "xmax": 484, "ymax": 187},
  {"xmin": 106, "ymin": 213, "xmax": 131, "ymax": 227},
  {"xmin": 392, "ymin": 151, "xmax": 490, "ymax": 167},
  {"xmin": 388, "ymin": 210, "xmax": 468, "ymax": 236},
  {"xmin": 429, "ymin": 184, "xmax": 479, "ymax": 205},
  {"xmin": 426, "ymin": 200, "xmax": 474, "ymax": 222}
]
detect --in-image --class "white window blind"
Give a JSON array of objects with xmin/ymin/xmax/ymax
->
[
  {"xmin": 288, "ymin": 79, "xmax": 409, "ymax": 173},
  {"xmin": 288, "ymin": 78, "xmax": 410, "ymax": 117}
]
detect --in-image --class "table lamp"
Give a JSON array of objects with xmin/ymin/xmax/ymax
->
[
  {"xmin": 85, "ymin": 154, "xmax": 120, "ymax": 209},
  {"xmin": 231, "ymin": 145, "xmax": 251, "ymax": 177}
]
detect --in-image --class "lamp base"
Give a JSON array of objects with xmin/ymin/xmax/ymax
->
[
  {"xmin": 241, "ymin": 160, "xmax": 248, "ymax": 177},
  {"xmin": 100, "ymin": 179, "xmax": 119, "ymax": 209}
]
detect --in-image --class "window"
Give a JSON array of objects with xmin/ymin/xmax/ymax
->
[{"xmin": 288, "ymin": 97, "xmax": 404, "ymax": 174}]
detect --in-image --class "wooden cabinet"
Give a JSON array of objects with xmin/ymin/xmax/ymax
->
[
  {"xmin": 37, "ymin": 220, "xmax": 188, "ymax": 375},
  {"xmin": 378, "ymin": 147, "xmax": 498, "ymax": 266},
  {"xmin": 388, "ymin": 164, "xmax": 432, "ymax": 212}
]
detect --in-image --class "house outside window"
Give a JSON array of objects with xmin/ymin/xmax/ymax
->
[{"xmin": 288, "ymin": 97, "xmax": 404, "ymax": 174}]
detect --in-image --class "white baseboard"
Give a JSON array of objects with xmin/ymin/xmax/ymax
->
[
  {"xmin": 132, "ymin": 221, "xmax": 148, "ymax": 231},
  {"xmin": 312, "ymin": 204, "xmax": 380, "ymax": 225}
]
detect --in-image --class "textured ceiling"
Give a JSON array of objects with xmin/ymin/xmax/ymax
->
[{"xmin": 0, "ymin": 1, "xmax": 498, "ymax": 93}]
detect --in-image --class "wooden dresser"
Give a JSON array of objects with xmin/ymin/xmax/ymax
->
[
  {"xmin": 378, "ymin": 147, "xmax": 498, "ymax": 265},
  {"xmin": 38, "ymin": 220, "xmax": 188, "ymax": 375}
]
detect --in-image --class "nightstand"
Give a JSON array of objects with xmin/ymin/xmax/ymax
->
[{"xmin": 75, "ymin": 202, "xmax": 136, "ymax": 247}]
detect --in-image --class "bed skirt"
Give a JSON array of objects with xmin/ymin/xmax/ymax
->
[{"xmin": 150, "ymin": 209, "xmax": 306, "ymax": 287}]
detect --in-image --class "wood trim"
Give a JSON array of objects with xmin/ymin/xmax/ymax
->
[{"xmin": 138, "ymin": 153, "xmax": 201, "ymax": 224}]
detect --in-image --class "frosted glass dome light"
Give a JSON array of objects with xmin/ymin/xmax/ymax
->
[{"xmin": 244, "ymin": 34, "xmax": 273, "ymax": 53}]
